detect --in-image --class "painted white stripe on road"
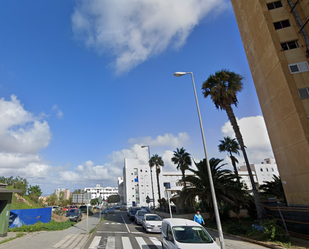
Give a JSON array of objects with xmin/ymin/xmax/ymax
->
[
  {"xmin": 97, "ymin": 231, "xmax": 128, "ymax": 234},
  {"xmin": 106, "ymin": 236, "xmax": 115, "ymax": 249},
  {"xmin": 88, "ymin": 236, "xmax": 101, "ymax": 249},
  {"xmin": 149, "ymin": 237, "xmax": 162, "ymax": 248},
  {"xmin": 135, "ymin": 237, "xmax": 150, "ymax": 249},
  {"xmin": 121, "ymin": 214, "xmax": 131, "ymax": 233},
  {"xmin": 122, "ymin": 237, "xmax": 133, "ymax": 249}
]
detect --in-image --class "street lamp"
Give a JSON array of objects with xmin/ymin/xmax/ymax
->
[
  {"xmin": 174, "ymin": 71, "xmax": 225, "ymax": 249},
  {"xmin": 141, "ymin": 145, "xmax": 156, "ymax": 213}
]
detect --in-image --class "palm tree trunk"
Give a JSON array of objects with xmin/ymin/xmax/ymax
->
[
  {"xmin": 182, "ymin": 169, "xmax": 186, "ymax": 190},
  {"xmin": 225, "ymin": 105, "xmax": 265, "ymax": 222},
  {"xmin": 229, "ymin": 151, "xmax": 240, "ymax": 184},
  {"xmin": 156, "ymin": 165, "xmax": 161, "ymax": 201}
]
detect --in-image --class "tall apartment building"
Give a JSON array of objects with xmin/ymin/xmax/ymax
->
[
  {"xmin": 231, "ymin": 0, "xmax": 309, "ymax": 206},
  {"xmin": 123, "ymin": 159, "xmax": 153, "ymax": 207}
]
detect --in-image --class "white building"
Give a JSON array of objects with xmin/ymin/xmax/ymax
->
[
  {"xmin": 118, "ymin": 177, "xmax": 124, "ymax": 205},
  {"xmin": 238, "ymin": 158, "xmax": 280, "ymax": 190},
  {"xmin": 123, "ymin": 159, "xmax": 153, "ymax": 207},
  {"xmin": 84, "ymin": 184, "xmax": 118, "ymax": 201},
  {"xmin": 122, "ymin": 159, "xmax": 194, "ymax": 207}
]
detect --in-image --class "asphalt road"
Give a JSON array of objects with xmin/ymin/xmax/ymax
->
[{"xmin": 84, "ymin": 211, "xmax": 270, "ymax": 249}]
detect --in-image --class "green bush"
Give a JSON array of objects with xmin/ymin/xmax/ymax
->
[
  {"xmin": 262, "ymin": 219, "xmax": 290, "ymax": 242},
  {"xmin": 227, "ymin": 223, "xmax": 247, "ymax": 235}
]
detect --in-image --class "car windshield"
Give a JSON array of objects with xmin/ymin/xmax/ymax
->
[
  {"xmin": 173, "ymin": 226, "xmax": 213, "ymax": 244},
  {"xmin": 68, "ymin": 209, "xmax": 79, "ymax": 214},
  {"xmin": 137, "ymin": 211, "xmax": 148, "ymax": 217},
  {"xmin": 145, "ymin": 215, "xmax": 161, "ymax": 221}
]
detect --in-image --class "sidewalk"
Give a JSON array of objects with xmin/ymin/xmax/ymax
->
[{"xmin": 0, "ymin": 213, "xmax": 101, "ymax": 249}]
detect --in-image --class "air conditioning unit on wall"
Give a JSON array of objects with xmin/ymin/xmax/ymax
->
[{"xmin": 288, "ymin": 61, "xmax": 309, "ymax": 74}]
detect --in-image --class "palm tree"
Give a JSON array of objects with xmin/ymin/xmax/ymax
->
[
  {"xmin": 259, "ymin": 175, "xmax": 286, "ymax": 202},
  {"xmin": 180, "ymin": 157, "xmax": 248, "ymax": 219},
  {"xmin": 202, "ymin": 69, "xmax": 265, "ymax": 221},
  {"xmin": 149, "ymin": 154, "xmax": 164, "ymax": 203},
  {"xmin": 171, "ymin": 147, "xmax": 191, "ymax": 190},
  {"xmin": 218, "ymin": 136, "xmax": 240, "ymax": 181}
]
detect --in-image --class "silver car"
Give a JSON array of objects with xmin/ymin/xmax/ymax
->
[
  {"xmin": 134, "ymin": 210, "xmax": 149, "ymax": 225},
  {"xmin": 142, "ymin": 214, "xmax": 162, "ymax": 233}
]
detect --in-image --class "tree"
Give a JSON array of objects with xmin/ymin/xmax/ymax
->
[
  {"xmin": 27, "ymin": 185, "xmax": 43, "ymax": 203},
  {"xmin": 0, "ymin": 176, "xmax": 28, "ymax": 195},
  {"xmin": 218, "ymin": 136, "xmax": 240, "ymax": 182},
  {"xmin": 180, "ymin": 158, "xmax": 248, "ymax": 219},
  {"xmin": 108, "ymin": 195, "xmax": 120, "ymax": 204},
  {"xmin": 149, "ymin": 154, "xmax": 164, "ymax": 205},
  {"xmin": 46, "ymin": 194, "xmax": 58, "ymax": 206},
  {"xmin": 202, "ymin": 69, "xmax": 265, "ymax": 221},
  {"xmin": 171, "ymin": 147, "xmax": 191, "ymax": 190},
  {"xmin": 259, "ymin": 175, "xmax": 286, "ymax": 202}
]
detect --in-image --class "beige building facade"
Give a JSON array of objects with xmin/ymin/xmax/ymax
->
[{"xmin": 231, "ymin": 0, "xmax": 309, "ymax": 206}]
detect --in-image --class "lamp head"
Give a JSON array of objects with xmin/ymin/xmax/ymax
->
[{"xmin": 174, "ymin": 72, "xmax": 188, "ymax": 77}]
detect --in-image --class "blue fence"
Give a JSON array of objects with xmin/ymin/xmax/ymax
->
[{"xmin": 9, "ymin": 207, "xmax": 52, "ymax": 228}]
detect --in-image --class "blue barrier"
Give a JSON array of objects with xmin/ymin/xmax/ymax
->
[{"xmin": 9, "ymin": 207, "xmax": 52, "ymax": 228}]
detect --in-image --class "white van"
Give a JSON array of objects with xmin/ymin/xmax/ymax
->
[{"xmin": 161, "ymin": 218, "xmax": 219, "ymax": 249}]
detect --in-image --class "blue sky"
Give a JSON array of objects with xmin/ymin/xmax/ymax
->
[{"xmin": 0, "ymin": 0, "xmax": 273, "ymax": 195}]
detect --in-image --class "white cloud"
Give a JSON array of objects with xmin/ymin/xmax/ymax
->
[
  {"xmin": 0, "ymin": 95, "xmax": 51, "ymax": 154},
  {"xmin": 52, "ymin": 105, "xmax": 63, "ymax": 119},
  {"xmin": 71, "ymin": 0, "xmax": 229, "ymax": 74},
  {"xmin": 128, "ymin": 132, "xmax": 190, "ymax": 148},
  {"xmin": 221, "ymin": 115, "xmax": 274, "ymax": 164}
]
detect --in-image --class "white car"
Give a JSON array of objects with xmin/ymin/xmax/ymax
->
[
  {"xmin": 161, "ymin": 218, "xmax": 219, "ymax": 249},
  {"xmin": 142, "ymin": 214, "xmax": 162, "ymax": 233}
]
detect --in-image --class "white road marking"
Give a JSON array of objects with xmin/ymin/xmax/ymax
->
[
  {"xmin": 122, "ymin": 237, "xmax": 133, "ymax": 249},
  {"xmin": 121, "ymin": 214, "xmax": 131, "ymax": 233},
  {"xmin": 97, "ymin": 231, "xmax": 128, "ymax": 234},
  {"xmin": 106, "ymin": 236, "xmax": 115, "ymax": 249},
  {"xmin": 88, "ymin": 236, "xmax": 101, "ymax": 249},
  {"xmin": 149, "ymin": 237, "xmax": 162, "ymax": 248},
  {"xmin": 135, "ymin": 237, "xmax": 150, "ymax": 249}
]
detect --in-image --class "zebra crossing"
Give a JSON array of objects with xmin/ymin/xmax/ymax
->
[{"xmin": 88, "ymin": 235, "xmax": 162, "ymax": 249}]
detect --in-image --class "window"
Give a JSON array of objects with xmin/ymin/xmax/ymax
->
[
  {"xmin": 266, "ymin": 168, "xmax": 269, "ymax": 172},
  {"xmin": 273, "ymin": 20, "xmax": 290, "ymax": 30},
  {"xmin": 281, "ymin": 40, "xmax": 299, "ymax": 51},
  {"xmin": 298, "ymin": 88, "xmax": 309, "ymax": 99},
  {"xmin": 260, "ymin": 168, "xmax": 263, "ymax": 172},
  {"xmin": 272, "ymin": 168, "xmax": 274, "ymax": 172},
  {"xmin": 267, "ymin": 1, "xmax": 283, "ymax": 10},
  {"xmin": 140, "ymin": 169, "xmax": 142, "ymax": 172}
]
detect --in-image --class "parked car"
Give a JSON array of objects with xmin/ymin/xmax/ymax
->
[
  {"xmin": 69, "ymin": 205, "xmax": 78, "ymax": 210},
  {"xmin": 142, "ymin": 214, "xmax": 162, "ymax": 233},
  {"xmin": 102, "ymin": 207, "xmax": 115, "ymax": 214},
  {"xmin": 79, "ymin": 205, "xmax": 91, "ymax": 213},
  {"xmin": 66, "ymin": 209, "xmax": 82, "ymax": 222},
  {"xmin": 161, "ymin": 218, "xmax": 219, "ymax": 249},
  {"xmin": 135, "ymin": 210, "xmax": 149, "ymax": 225},
  {"xmin": 50, "ymin": 206, "xmax": 60, "ymax": 212},
  {"xmin": 141, "ymin": 206, "xmax": 150, "ymax": 212},
  {"xmin": 128, "ymin": 207, "xmax": 141, "ymax": 220},
  {"xmin": 120, "ymin": 205, "xmax": 127, "ymax": 211},
  {"xmin": 62, "ymin": 207, "xmax": 69, "ymax": 211}
]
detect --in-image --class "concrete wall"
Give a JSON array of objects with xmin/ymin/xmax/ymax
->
[{"xmin": 231, "ymin": 0, "xmax": 309, "ymax": 206}]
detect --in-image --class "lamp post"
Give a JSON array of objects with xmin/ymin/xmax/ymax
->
[
  {"xmin": 141, "ymin": 145, "xmax": 156, "ymax": 213},
  {"xmin": 174, "ymin": 71, "xmax": 225, "ymax": 249}
]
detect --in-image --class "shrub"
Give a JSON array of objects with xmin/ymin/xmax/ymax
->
[
  {"xmin": 227, "ymin": 223, "xmax": 247, "ymax": 235},
  {"xmin": 262, "ymin": 219, "xmax": 290, "ymax": 242}
]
